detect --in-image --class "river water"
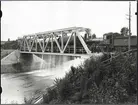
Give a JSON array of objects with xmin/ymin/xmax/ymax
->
[
  {"xmin": 1, "ymin": 57, "xmax": 86, "ymax": 104},
  {"xmin": 1, "ymin": 53, "xmax": 103, "ymax": 104}
]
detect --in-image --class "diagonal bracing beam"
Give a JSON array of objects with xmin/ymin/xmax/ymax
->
[
  {"xmin": 29, "ymin": 36, "xmax": 36, "ymax": 51},
  {"xmin": 62, "ymin": 32, "xmax": 74, "ymax": 53},
  {"xmin": 36, "ymin": 36, "xmax": 44, "ymax": 52},
  {"xmin": 53, "ymin": 34, "xmax": 62, "ymax": 53},
  {"xmin": 43, "ymin": 37, "xmax": 50, "ymax": 52},
  {"xmin": 24, "ymin": 37, "xmax": 31, "ymax": 52},
  {"xmin": 76, "ymin": 30, "xmax": 91, "ymax": 54}
]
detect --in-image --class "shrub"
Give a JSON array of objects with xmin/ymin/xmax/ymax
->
[
  {"xmin": 24, "ymin": 97, "xmax": 34, "ymax": 104},
  {"xmin": 43, "ymin": 51, "xmax": 137, "ymax": 104}
]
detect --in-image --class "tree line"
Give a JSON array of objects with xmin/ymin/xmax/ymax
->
[
  {"xmin": 91, "ymin": 27, "xmax": 129, "ymax": 39},
  {"xmin": 1, "ymin": 40, "xmax": 19, "ymax": 50}
]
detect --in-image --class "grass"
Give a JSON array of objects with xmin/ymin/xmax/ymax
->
[
  {"xmin": 2, "ymin": 100, "xmax": 18, "ymax": 104},
  {"xmin": 1, "ymin": 49, "xmax": 15, "ymax": 59},
  {"xmin": 42, "ymin": 51, "xmax": 137, "ymax": 104},
  {"xmin": 24, "ymin": 97, "xmax": 35, "ymax": 104}
]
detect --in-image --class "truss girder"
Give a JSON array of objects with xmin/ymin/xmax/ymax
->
[{"xmin": 18, "ymin": 27, "xmax": 92, "ymax": 55}]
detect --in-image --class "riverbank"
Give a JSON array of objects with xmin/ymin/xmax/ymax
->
[
  {"xmin": 1, "ymin": 50, "xmax": 47, "ymax": 74},
  {"xmin": 1, "ymin": 49, "xmax": 15, "ymax": 59},
  {"xmin": 40, "ymin": 50, "xmax": 137, "ymax": 104}
]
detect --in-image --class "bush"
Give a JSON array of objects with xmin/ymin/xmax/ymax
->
[
  {"xmin": 24, "ymin": 97, "xmax": 34, "ymax": 104},
  {"xmin": 42, "ymin": 51, "xmax": 137, "ymax": 104},
  {"xmin": 2, "ymin": 41, "xmax": 19, "ymax": 49}
]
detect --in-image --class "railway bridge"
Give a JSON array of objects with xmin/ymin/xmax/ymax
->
[{"xmin": 18, "ymin": 27, "xmax": 95, "ymax": 58}]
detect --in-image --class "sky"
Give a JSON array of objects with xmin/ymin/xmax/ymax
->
[{"xmin": 1, "ymin": 1, "xmax": 137, "ymax": 41}]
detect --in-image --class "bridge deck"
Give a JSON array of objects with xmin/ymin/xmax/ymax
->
[{"xmin": 20, "ymin": 51, "xmax": 91, "ymax": 59}]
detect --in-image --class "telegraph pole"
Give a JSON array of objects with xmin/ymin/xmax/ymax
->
[{"xmin": 128, "ymin": 2, "xmax": 131, "ymax": 50}]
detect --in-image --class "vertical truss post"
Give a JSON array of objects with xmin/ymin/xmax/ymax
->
[
  {"xmin": 29, "ymin": 36, "xmax": 31, "ymax": 52},
  {"xmin": 44, "ymin": 37, "xmax": 50, "ymax": 52},
  {"xmin": 24, "ymin": 37, "xmax": 31, "ymax": 52},
  {"xmin": 37, "ymin": 36, "xmax": 43, "ymax": 52},
  {"xmin": 24, "ymin": 37, "xmax": 25, "ymax": 51},
  {"xmin": 43, "ymin": 35, "xmax": 45, "ymax": 52},
  {"xmin": 74, "ymin": 32, "xmax": 76, "ymax": 54},
  {"xmin": 51, "ymin": 34, "xmax": 53, "ymax": 53},
  {"xmin": 30, "ymin": 36, "xmax": 35, "ymax": 52},
  {"xmin": 53, "ymin": 34, "xmax": 62, "ymax": 53},
  {"xmin": 61, "ymin": 32, "xmax": 64, "ymax": 50},
  {"xmin": 62, "ymin": 32, "xmax": 73, "ymax": 53},
  {"xmin": 29, "ymin": 36, "xmax": 31, "ymax": 48},
  {"xmin": 35, "ymin": 36, "xmax": 37, "ymax": 52}
]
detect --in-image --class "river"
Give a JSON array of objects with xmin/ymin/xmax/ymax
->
[
  {"xmin": 1, "ymin": 57, "xmax": 86, "ymax": 104},
  {"xmin": 1, "ymin": 52, "xmax": 103, "ymax": 104}
]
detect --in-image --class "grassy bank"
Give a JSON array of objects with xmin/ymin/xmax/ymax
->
[
  {"xmin": 1, "ymin": 49, "xmax": 15, "ymax": 59},
  {"xmin": 41, "ymin": 50, "xmax": 137, "ymax": 104}
]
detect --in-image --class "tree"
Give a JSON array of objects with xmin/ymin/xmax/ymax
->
[
  {"xmin": 8, "ymin": 38, "xmax": 10, "ymax": 41},
  {"xmin": 92, "ymin": 34, "xmax": 96, "ymax": 39},
  {"xmin": 120, "ymin": 27, "xmax": 129, "ymax": 36},
  {"xmin": 3, "ymin": 40, "xmax": 19, "ymax": 49}
]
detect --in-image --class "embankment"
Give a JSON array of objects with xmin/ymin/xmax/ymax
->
[
  {"xmin": 42, "ymin": 50, "xmax": 137, "ymax": 104},
  {"xmin": 1, "ymin": 50, "xmax": 48, "ymax": 73},
  {"xmin": 1, "ymin": 50, "xmax": 82, "ymax": 74},
  {"xmin": 1, "ymin": 49, "xmax": 15, "ymax": 59}
]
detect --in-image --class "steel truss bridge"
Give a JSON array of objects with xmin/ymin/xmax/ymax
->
[{"xmin": 18, "ymin": 27, "xmax": 96, "ymax": 57}]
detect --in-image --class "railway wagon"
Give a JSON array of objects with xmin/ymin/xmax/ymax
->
[
  {"xmin": 113, "ymin": 36, "xmax": 137, "ymax": 51},
  {"xmin": 113, "ymin": 36, "xmax": 137, "ymax": 46}
]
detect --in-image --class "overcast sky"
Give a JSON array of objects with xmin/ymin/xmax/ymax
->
[{"xmin": 1, "ymin": 1, "xmax": 137, "ymax": 41}]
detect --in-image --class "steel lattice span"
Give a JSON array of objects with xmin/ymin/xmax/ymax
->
[{"xmin": 18, "ymin": 27, "xmax": 94, "ymax": 57}]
